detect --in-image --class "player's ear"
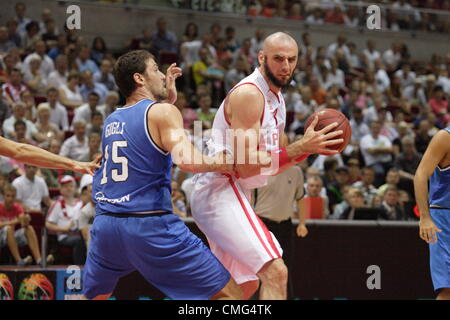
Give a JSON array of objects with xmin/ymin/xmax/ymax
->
[
  {"xmin": 258, "ymin": 51, "xmax": 264, "ymax": 66},
  {"xmin": 133, "ymin": 73, "xmax": 145, "ymax": 87}
]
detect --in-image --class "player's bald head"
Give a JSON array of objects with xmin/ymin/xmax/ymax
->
[{"xmin": 262, "ymin": 32, "xmax": 298, "ymax": 55}]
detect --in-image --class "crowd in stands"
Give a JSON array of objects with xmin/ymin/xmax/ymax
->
[
  {"xmin": 170, "ymin": 0, "xmax": 450, "ymax": 34},
  {"xmin": 0, "ymin": 1, "xmax": 449, "ymax": 266}
]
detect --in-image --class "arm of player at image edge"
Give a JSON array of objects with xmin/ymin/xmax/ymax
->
[
  {"xmin": 414, "ymin": 130, "xmax": 447, "ymax": 244},
  {"xmin": 0, "ymin": 136, "xmax": 101, "ymax": 175},
  {"xmin": 150, "ymin": 103, "xmax": 235, "ymax": 174}
]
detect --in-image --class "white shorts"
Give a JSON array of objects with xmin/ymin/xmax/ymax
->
[
  {"xmin": 190, "ymin": 172, "xmax": 283, "ymax": 285},
  {"xmin": 0, "ymin": 226, "xmax": 28, "ymax": 248}
]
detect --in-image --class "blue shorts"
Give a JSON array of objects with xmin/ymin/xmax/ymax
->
[
  {"xmin": 429, "ymin": 208, "xmax": 450, "ymax": 292},
  {"xmin": 83, "ymin": 213, "xmax": 230, "ymax": 300}
]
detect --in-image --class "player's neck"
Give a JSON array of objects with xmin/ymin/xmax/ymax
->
[
  {"xmin": 258, "ymin": 66, "xmax": 281, "ymax": 95},
  {"xmin": 125, "ymin": 89, "xmax": 156, "ymax": 107}
]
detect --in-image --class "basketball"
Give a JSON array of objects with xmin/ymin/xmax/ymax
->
[{"xmin": 304, "ymin": 108, "xmax": 352, "ymax": 153}]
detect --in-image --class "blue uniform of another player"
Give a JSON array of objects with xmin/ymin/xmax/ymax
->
[
  {"xmin": 83, "ymin": 99, "xmax": 230, "ymax": 299},
  {"xmin": 428, "ymin": 126, "xmax": 450, "ymax": 292}
]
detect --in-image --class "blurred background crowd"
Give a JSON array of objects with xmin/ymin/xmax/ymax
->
[{"xmin": 0, "ymin": 0, "xmax": 449, "ymax": 266}]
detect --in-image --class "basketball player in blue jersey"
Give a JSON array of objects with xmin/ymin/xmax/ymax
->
[
  {"xmin": 81, "ymin": 50, "xmax": 242, "ymax": 300},
  {"xmin": 414, "ymin": 126, "xmax": 450, "ymax": 300}
]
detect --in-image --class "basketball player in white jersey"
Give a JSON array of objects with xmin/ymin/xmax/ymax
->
[{"xmin": 190, "ymin": 32, "xmax": 343, "ymax": 299}]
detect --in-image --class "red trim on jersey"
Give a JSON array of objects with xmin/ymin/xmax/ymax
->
[
  {"xmin": 254, "ymin": 214, "xmax": 282, "ymax": 258},
  {"xmin": 228, "ymin": 178, "xmax": 275, "ymax": 260},
  {"xmin": 223, "ymin": 82, "xmax": 266, "ymax": 126},
  {"xmin": 269, "ymin": 89, "xmax": 280, "ymax": 103},
  {"xmin": 273, "ymin": 109, "xmax": 278, "ymax": 126},
  {"xmin": 46, "ymin": 200, "xmax": 60, "ymax": 221}
]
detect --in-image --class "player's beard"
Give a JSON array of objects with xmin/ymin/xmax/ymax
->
[{"xmin": 263, "ymin": 59, "xmax": 294, "ymax": 89}]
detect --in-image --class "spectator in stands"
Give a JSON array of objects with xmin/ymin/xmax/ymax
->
[
  {"xmin": 353, "ymin": 167, "xmax": 379, "ymax": 207},
  {"xmin": 21, "ymin": 21, "xmax": 41, "ymax": 53},
  {"xmin": 360, "ymin": 120, "xmax": 394, "ymax": 186},
  {"xmin": 363, "ymin": 40, "xmax": 380, "ymax": 70},
  {"xmin": 6, "ymin": 19, "xmax": 21, "ymax": 48},
  {"xmin": 329, "ymin": 185, "xmax": 355, "ymax": 220},
  {"xmin": 151, "ymin": 17, "xmax": 178, "ymax": 56},
  {"xmin": 304, "ymin": 175, "xmax": 329, "ymax": 218},
  {"xmin": 250, "ymin": 29, "xmax": 264, "ymax": 59},
  {"xmin": 180, "ymin": 22, "xmax": 198, "ymax": 44},
  {"xmin": 41, "ymin": 18, "xmax": 59, "ymax": 49},
  {"xmin": 47, "ymin": 55, "xmax": 68, "ymax": 90},
  {"xmin": 224, "ymin": 26, "xmax": 239, "ymax": 53},
  {"xmin": 45, "ymin": 175, "xmax": 85, "ymax": 265},
  {"xmin": 192, "ymin": 47, "xmax": 213, "ymax": 88},
  {"xmin": 415, "ymin": 119, "xmax": 432, "ymax": 154},
  {"xmin": 86, "ymin": 112, "xmax": 103, "ymax": 137},
  {"xmin": 310, "ymin": 76, "xmax": 327, "ymax": 106},
  {"xmin": 287, "ymin": 3, "xmax": 304, "ymax": 20},
  {"xmin": 348, "ymin": 107, "xmax": 369, "ymax": 155},
  {"xmin": 59, "ymin": 120, "xmax": 88, "ymax": 161},
  {"xmin": 3, "ymin": 102, "xmax": 39, "ymax": 141},
  {"xmin": 383, "ymin": 42, "xmax": 402, "ymax": 73},
  {"xmin": 13, "ymin": 119, "xmax": 37, "ymax": 146},
  {"xmin": 364, "ymin": 95, "xmax": 394, "ymax": 124},
  {"xmin": 14, "ymin": 2, "xmax": 31, "ymax": 36},
  {"xmin": 238, "ymin": 38, "xmax": 257, "ymax": 69},
  {"xmin": 394, "ymin": 136, "xmax": 422, "ymax": 182},
  {"xmin": 344, "ymin": 5, "xmax": 360, "ymax": 27},
  {"xmin": 322, "ymin": 157, "xmax": 338, "ymax": 186},
  {"xmin": 197, "ymin": 94, "xmax": 216, "ymax": 130},
  {"xmin": 2, "ymin": 68, "xmax": 27, "ymax": 106},
  {"xmin": 41, "ymin": 87, "xmax": 69, "ymax": 131},
  {"xmin": 395, "ymin": 63, "xmax": 416, "ymax": 89},
  {"xmin": 0, "ymin": 184, "xmax": 39, "ymax": 266},
  {"xmin": 101, "ymin": 91, "xmax": 119, "ymax": 118},
  {"xmin": 35, "ymin": 103, "xmax": 63, "ymax": 147},
  {"xmin": 73, "ymin": 92, "xmax": 104, "ymax": 125},
  {"xmin": 93, "ymin": 59, "xmax": 116, "ymax": 91},
  {"xmin": 90, "ymin": 36, "xmax": 108, "ymax": 66},
  {"xmin": 174, "ymin": 92, "xmax": 197, "ymax": 130},
  {"xmin": 339, "ymin": 188, "xmax": 367, "ymax": 220},
  {"xmin": 58, "ymin": 71, "xmax": 83, "ymax": 110},
  {"xmin": 39, "ymin": 138, "xmax": 62, "ymax": 189},
  {"xmin": 47, "ymin": 34, "xmax": 68, "ymax": 60},
  {"xmin": 428, "ymin": 85, "xmax": 450, "ymax": 125},
  {"xmin": 306, "ymin": 7, "xmax": 325, "ymax": 24},
  {"xmin": 80, "ymin": 70, "xmax": 108, "ymax": 103},
  {"xmin": 0, "ymin": 26, "xmax": 16, "ymax": 55},
  {"xmin": 377, "ymin": 168, "xmax": 402, "ymax": 197},
  {"xmin": 347, "ymin": 158, "xmax": 362, "ymax": 184},
  {"xmin": 79, "ymin": 132, "xmax": 101, "ymax": 162},
  {"xmin": 78, "ymin": 174, "xmax": 94, "ymax": 251},
  {"xmin": 76, "ymin": 45, "xmax": 99, "ymax": 74},
  {"xmin": 378, "ymin": 186, "xmax": 406, "ymax": 221},
  {"xmin": 325, "ymin": 5, "xmax": 345, "ymax": 24},
  {"xmin": 23, "ymin": 55, "xmax": 48, "ymax": 96},
  {"xmin": 22, "ymin": 40, "xmax": 54, "ymax": 78},
  {"xmin": 12, "ymin": 164, "xmax": 51, "ymax": 212},
  {"xmin": 327, "ymin": 166, "xmax": 350, "ymax": 213},
  {"xmin": 224, "ymin": 54, "xmax": 250, "ymax": 93}
]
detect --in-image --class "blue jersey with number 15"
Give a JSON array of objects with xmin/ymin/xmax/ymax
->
[{"xmin": 92, "ymin": 99, "xmax": 173, "ymax": 215}]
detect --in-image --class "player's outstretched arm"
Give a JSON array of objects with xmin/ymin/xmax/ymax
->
[
  {"xmin": 150, "ymin": 103, "xmax": 234, "ymax": 174},
  {"xmin": 414, "ymin": 130, "xmax": 447, "ymax": 243},
  {"xmin": 0, "ymin": 136, "xmax": 101, "ymax": 175}
]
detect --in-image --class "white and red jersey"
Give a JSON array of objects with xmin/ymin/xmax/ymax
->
[{"xmin": 205, "ymin": 67, "xmax": 286, "ymax": 190}]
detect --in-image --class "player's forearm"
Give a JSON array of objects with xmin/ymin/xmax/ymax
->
[
  {"xmin": 174, "ymin": 147, "xmax": 234, "ymax": 174},
  {"xmin": 297, "ymin": 198, "xmax": 306, "ymax": 225},
  {"xmin": 45, "ymin": 222, "xmax": 69, "ymax": 232},
  {"xmin": 12, "ymin": 142, "xmax": 82, "ymax": 172},
  {"xmin": 413, "ymin": 172, "xmax": 431, "ymax": 218}
]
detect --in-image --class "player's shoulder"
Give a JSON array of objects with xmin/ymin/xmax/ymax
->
[
  {"xmin": 229, "ymin": 83, "xmax": 264, "ymax": 102},
  {"xmin": 432, "ymin": 129, "xmax": 450, "ymax": 145},
  {"xmin": 148, "ymin": 102, "xmax": 179, "ymax": 118}
]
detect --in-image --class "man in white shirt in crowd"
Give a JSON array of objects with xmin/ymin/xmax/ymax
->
[
  {"xmin": 22, "ymin": 40, "xmax": 54, "ymax": 78},
  {"xmin": 72, "ymin": 92, "xmax": 105, "ymax": 125},
  {"xmin": 353, "ymin": 167, "xmax": 379, "ymax": 207},
  {"xmin": 59, "ymin": 120, "xmax": 89, "ymax": 161},
  {"xmin": 47, "ymin": 55, "xmax": 68, "ymax": 90},
  {"xmin": 3, "ymin": 101, "xmax": 40, "ymax": 141},
  {"xmin": 40, "ymin": 87, "xmax": 69, "ymax": 131},
  {"xmin": 12, "ymin": 163, "xmax": 52, "ymax": 212},
  {"xmin": 382, "ymin": 42, "xmax": 402, "ymax": 73},
  {"xmin": 45, "ymin": 175, "xmax": 85, "ymax": 265},
  {"xmin": 14, "ymin": 2, "xmax": 31, "ymax": 36},
  {"xmin": 363, "ymin": 40, "xmax": 380, "ymax": 70},
  {"xmin": 373, "ymin": 59, "xmax": 391, "ymax": 93},
  {"xmin": 360, "ymin": 120, "xmax": 395, "ymax": 186},
  {"xmin": 395, "ymin": 63, "xmax": 416, "ymax": 89}
]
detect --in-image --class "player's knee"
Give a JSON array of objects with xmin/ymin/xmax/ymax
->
[
  {"xmin": 259, "ymin": 259, "xmax": 288, "ymax": 286},
  {"xmin": 212, "ymin": 278, "xmax": 243, "ymax": 300}
]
